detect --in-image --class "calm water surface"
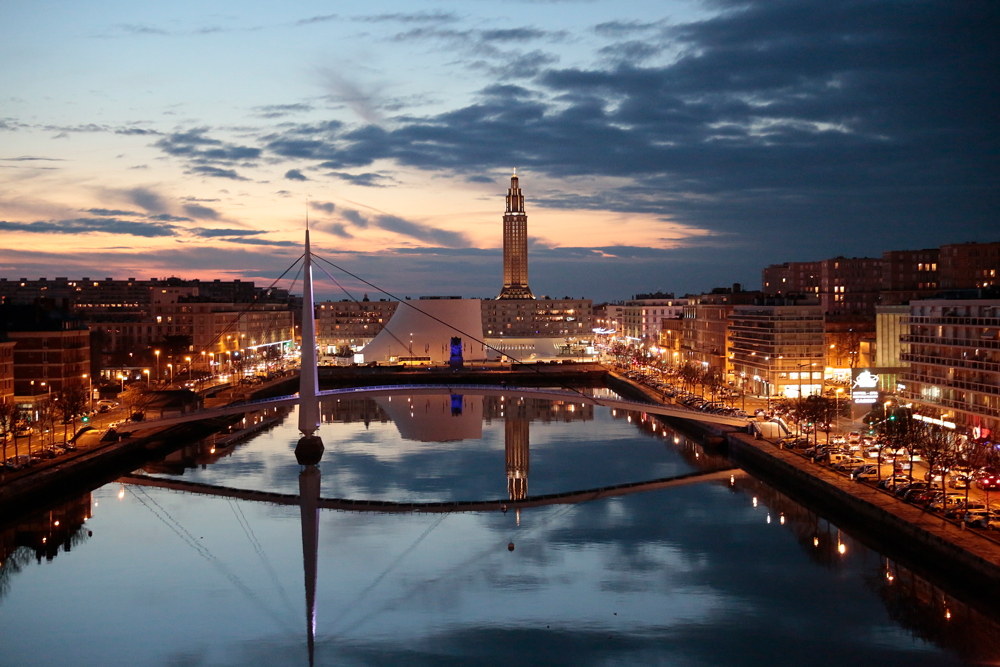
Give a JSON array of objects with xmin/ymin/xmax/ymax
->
[{"xmin": 2, "ymin": 393, "xmax": 998, "ymax": 666}]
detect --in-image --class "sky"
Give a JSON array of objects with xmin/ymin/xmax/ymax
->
[{"xmin": 1, "ymin": 0, "xmax": 997, "ymax": 302}]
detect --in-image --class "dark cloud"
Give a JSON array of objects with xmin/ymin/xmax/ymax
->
[
  {"xmin": 355, "ymin": 11, "xmax": 457, "ymax": 24},
  {"xmin": 0, "ymin": 217, "xmax": 177, "ymax": 237},
  {"xmin": 187, "ymin": 165, "xmax": 248, "ymax": 180},
  {"xmin": 598, "ymin": 40, "xmax": 663, "ymax": 63},
  {"xmin": 2, "ymin": 156, "xmax": 66, "ymax": 162},
  {"xmin": 253, "ymin": 103, "xmax": 313, "ymax": 119},
  {"xmin": 114, "ymin": 127, "xmax": 161, "ymax": 135},
  {"xmin": 284, "ymin": 168, "xmax": 308, "ymax": 181},
  {"xmin": 310, "ymin": 202, "xmax": 336, "ymax": 214},
  {"xmin": 327, "ymin": 171, "xmax": 390, "ymax": 187},
  {"xmin": 340, "ymin": 209, "xmax": 368, "ymax": 228},
  {"xmin": 466, "ymin": 175, "xmax": 495, "ymax": 184},
  {"xmin": 479, "ymin": 28, "xmax": 553, "ymax": 42},
  {"xmin": 183, "ymin": 203, "xmax": 221, "ymax": 220},
  {"xmin": 148, "ymin": 213, "xmax": 193, "ymax": 222},
  {"xmin": 593, "ymin": 20, "xmax": 663, "ymax": 37},
  {"xmin": 82, "ymin": 208, "xmax": 141, "ymax": 217},
  {"xmin": 318, "ymin": 222, "xmax": 353, "ymax": 238},
  {"xmin": 371, "ymin": 214, "xmax": 470, "ymax": 248},
  {"xmin": 221, "ymin": 237, "xmax": 299, "ymax": 247},
  {"xmin": 295, "ymin": 14, "xmax": 338, "ymax": 26},
  {"xmin": 192, "ymin": 228, "xmax": 265, "ymax": 238},
  {"xmin": 154, "ymin": 128, "xmax": 261, "ymax": 167},
  {"xmin": 123, "ymin": 187, "xmax": 167, "ymax": 213},
  {"xmin": 255, "ymin": 0, "xmax": 999, "ymax": 288}
]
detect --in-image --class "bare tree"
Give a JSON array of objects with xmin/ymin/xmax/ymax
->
[
  {"xmin": 912, "ymin": 424, "xmax": 956, "ymax": 498},
  {"xmin": 35, "ymin": 397, "xmax": 57, "ymax": 453},
  {"xmin": 0, "ymin": 400, "xmax": 16, "ymax": 473},
  {"xmin": 56, "ymin": 385, "xmax": 88, "ymax": 444}
]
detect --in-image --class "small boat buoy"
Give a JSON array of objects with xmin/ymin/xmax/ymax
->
[{"xmin": 508, "ymin": 542, "xmax": 515, "ymax": 552}]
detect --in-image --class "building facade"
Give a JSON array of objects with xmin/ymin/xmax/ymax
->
[
  {"xmin": 939, "ymin": 242, "xmax": 1000, "ymax": 290},
  {"xmin": 622, "ymin": 296, "xmax": 687, "ymax": 341},
  {"xmin": 900, "ymin": 299, "xmax": 1000, "ymax": 438},
  {"xmin": 728, "ymin": 300, "xmax": 826, "ymax": 399},
  {"xmin": 482, "ymin": 299, "xmax": 593, "ymax": 338},
  {"xmin": 317, "ymin": 298, "xmax": 398, "ymax": 352},
  {"xmin": 880, "ymin": 249, "xmax": 940, "ymax": 305},
  {"xmin": 0, "ymin": 339, "xmax": 13, "ymax": 405}
]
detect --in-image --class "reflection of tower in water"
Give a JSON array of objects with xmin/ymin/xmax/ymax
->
[{"xmin": 505, "ymin": 402, "xmax": 530, "ymax": 500}]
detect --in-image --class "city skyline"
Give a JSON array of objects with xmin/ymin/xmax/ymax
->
[{"xmin": 1, "ymin": 0, "xmax": 996, "ymax": 302}]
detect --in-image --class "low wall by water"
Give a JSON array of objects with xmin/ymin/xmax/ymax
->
[{"xmin": 726, "ymin": 431, "xmax": 1000, "ymax": 592}]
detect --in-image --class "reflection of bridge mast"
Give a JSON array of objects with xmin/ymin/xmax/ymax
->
[
  {"xmin": 296, "ymin": 226, "xmax": 324, "ymax": 667},
  {"xmin": 505, "ymin": 401, "xmax": 529, "ymax": 500}
]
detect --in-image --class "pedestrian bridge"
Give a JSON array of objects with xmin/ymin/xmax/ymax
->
[
  {"xmin": 118, "ymin": 467, "xmax": 745, "ymax": 513},
  {"xmin": 112, "ymin": 383, "xmax": 750, "ymax": 434}
]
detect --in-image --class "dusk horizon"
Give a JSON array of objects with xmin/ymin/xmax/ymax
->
[{"xmin": 3, "ymin": 0, "xmax": 997, "ymax": 302}]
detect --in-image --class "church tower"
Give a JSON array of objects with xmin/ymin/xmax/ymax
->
[{"xmin": 497, "ymin": 170, "xmax": 535, "ymax": 300}]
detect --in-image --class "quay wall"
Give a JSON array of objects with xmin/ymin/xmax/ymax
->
[{"xmin": 607, "ymin": 369, "xmax": 1000, "ymax": 603}]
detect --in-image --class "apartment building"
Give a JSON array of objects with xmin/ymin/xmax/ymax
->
[
  {"xmin": 482, "ymin": 298, "xmax": 593, "ymax": 338},
  {"xmin": 622, "ymin": 295, "xmax": 687, "ymax": 341},
  {"xmin": 317, "ymin": 298, "xmax": 399, "ymax": 352},
  {"xmin": 728, "ymin": 300, "xmax": 826, "ymax": 399},
  {"xmin": 900, "ymin": 299, "xmax": 1000, "ymax": 438}
]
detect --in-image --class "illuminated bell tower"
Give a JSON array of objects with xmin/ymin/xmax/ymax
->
[{"xmin": 497, "ymin": 169, "xmax": 535, "ymax": 300}]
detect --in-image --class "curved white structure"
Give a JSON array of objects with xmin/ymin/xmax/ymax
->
[{"xmin": 360, "ymin": 298, "xmax": 487, "ymax": 364}]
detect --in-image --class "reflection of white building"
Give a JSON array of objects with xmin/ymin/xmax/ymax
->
[
  {"xmin": 360, "ymin": 298, "xmax": 488, "ymax": 364},
  {"xmin": 377, "ymin": 394, "xmax": 483, "ymax": 442}
]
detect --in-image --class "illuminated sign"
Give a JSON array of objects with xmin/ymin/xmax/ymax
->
[
  {"xmin": 851, "ymin": 368, "xmax": 881, "ymax": 405},
  {"xmin": 914, "ymin": 414, "xmax": 956, "ymax": 429}
]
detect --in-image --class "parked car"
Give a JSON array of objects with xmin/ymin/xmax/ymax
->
[
  {"xmin": 894, "ymin": 481, "xmax": 929, "ymax": 498},
  {"xmin": 945, "ymin": 501, "xmax": 987, "ymax": 519},
  {"xmin": 851, "ymin": 464, "xmax": 881, "ymax": 482},
  {"xmin": 833, "ymin": 456, "xmax": 866, "ymax": 472},
  {"xmin": 878, "ymin": 475, "xmax": 910, "ymax": 491},
  {"xmin": 963, "ymin": 508, "xmax": 996, "ymax": 527},
  {"xmin": 928, "ymin": 493, "xmax": 966, "ymax": 513}
]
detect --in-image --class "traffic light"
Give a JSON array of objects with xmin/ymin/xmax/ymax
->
[{"xmin": 82, "ymin": 415, "xmax": 90, "ymax": 423}]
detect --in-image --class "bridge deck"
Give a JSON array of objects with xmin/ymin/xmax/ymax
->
[
  {"xmin": 119, "ymin": 467, "xmax": 744, "ymax": 513},
  {"xmin": 113, "ymin": 383, "xmax": 748, "ymax": 434}
]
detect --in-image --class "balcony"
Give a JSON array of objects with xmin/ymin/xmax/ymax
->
[
  {"xmin": 901, "ymin": 352, "xmax": 1000, "ymax": 374},
  {"xmin": 900, "ymin": 390, "xmax": 1000, "ymax": 420},
  {"xmin": 905, "ymin": 315, "xmax": 1000, "ymax": 327},
  {"xmin": 903, "ymin": 373, "xmax": 1000, "ymax": 397},
  {"xmin": 901, "ymin": 334, "xmax": 1000, "ymax": 350}
]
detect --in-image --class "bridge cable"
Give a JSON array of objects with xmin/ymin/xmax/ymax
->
[
  {"xmin": 193, "ymin": 253, "xmax": 305, "ymax": 368},
  {"xmin": 310, "ymin": 252, "xmax": 595, "ymax": 404},
  {"xmin": 312, "ymin": 261, "xmax": 427, "ymax": 358},
  {"xmin": 226, "ymin": 497, "xmax": 297, "ymax": 618},
  {"xmin": 328, "ymin": 514, "xmax": 447, "ymax": 627},
  {"xmin": 127, "ymin": 486, "xmax": 292, "ymax": 630}
]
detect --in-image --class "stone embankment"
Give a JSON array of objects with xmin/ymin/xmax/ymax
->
[{"xmin": 607, "ymin": 370, "xmax": 1000, "ymax": 597}]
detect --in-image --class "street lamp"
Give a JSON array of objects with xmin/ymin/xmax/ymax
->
[
  {"xmin": 143, "ymin": 369, "xmax": 150, "ymax": 387},
  {"xmin": 185, "ymin": 356, "xmax": 192, "ymax": 382},
  {"xmin": 167, "ymin": 363, "xmax": 173, "ymax": 384},
  {"xmin": 154, "ymin": 349, "xmax": 161, "ymax": 383}
]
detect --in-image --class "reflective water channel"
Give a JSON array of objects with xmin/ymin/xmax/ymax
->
[{"xmin": 2, "ymin": 391, "xmax": 999, "ymax": 666}]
